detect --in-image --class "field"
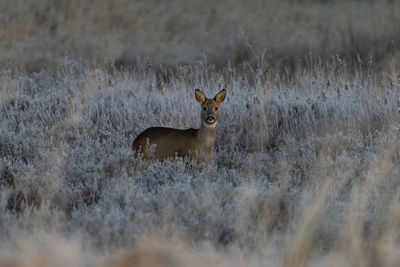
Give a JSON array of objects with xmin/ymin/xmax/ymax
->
[
  {"xmin": 1, "ymin": 1, "xmax": 400, "ymax": 267},
  {"xmin": 2, "ymin": 0, "xmax": 400, "ymax": 72},
  {"xmin": 1, "ymin": 58, "xmax": 400, "ymax": 266}
]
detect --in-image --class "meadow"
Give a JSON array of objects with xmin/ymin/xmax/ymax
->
[
  {"xmin": 0, "ymin": 56, "xmax": 399, "ymax": 266},
  {"xmin": 1, "ymin": 0, "xmax": 400, "ymax": 266}
]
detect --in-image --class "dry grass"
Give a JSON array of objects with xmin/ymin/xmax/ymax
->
[
  {"xmin": 1, "ymin": 0, "xmax": 400, "ymax": 73},
  {"xmin": 1, "ymin": 2, "xmax": 400, "ymax": 264},
  {"xmin": 0, "ymin": 57, "xmax": 399, "ymax": 266}
]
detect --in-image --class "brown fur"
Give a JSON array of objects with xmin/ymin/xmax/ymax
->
[{"xmin": 132, "ymin": 89, "xmax": 226, "ymax": 162}]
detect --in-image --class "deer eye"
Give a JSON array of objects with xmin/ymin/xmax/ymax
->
[{"xmin": 203, "ymin": 107, "xmax": 206, "ymax": 111}]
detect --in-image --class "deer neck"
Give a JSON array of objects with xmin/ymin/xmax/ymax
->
[{"xmin": 197, "ymin": 121, "xmax": 217, "ymax": 148}]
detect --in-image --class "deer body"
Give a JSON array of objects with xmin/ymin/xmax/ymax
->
[{"xmin": 132, "ymin": 89, "xmax": 226, "ymax": 162}]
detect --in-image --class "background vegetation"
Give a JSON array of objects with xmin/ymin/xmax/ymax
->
[
  {"xmin": 1, "ymin": 0, "xmax": 400, "ymax": 72},
  {"xmin": 1, "ymin": 0, "xmax": 400, "ymax": 266}
]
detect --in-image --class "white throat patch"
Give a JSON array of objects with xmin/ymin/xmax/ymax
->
[{"xmin": 202, "ymin": 121, "xmax": 217, "ymax": 128}]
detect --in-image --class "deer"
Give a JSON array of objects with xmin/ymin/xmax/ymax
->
[{"xmin": 132, "ymin": 89, "xmax": 226, "ymax": 162}]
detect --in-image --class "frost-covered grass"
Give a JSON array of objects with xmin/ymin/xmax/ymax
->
[{"xmin": 0, "ymin": 59, "xmax": 400, "ymax": 266}]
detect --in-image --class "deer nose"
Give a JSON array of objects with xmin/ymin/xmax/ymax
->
[{"xmin": 206, "ymin": 115, "xmax": 215, "ymax": 122}]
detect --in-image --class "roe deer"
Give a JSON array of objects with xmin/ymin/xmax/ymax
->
[{"xmin": 132, "ymin": 89, "xmax": 226, "ymax": 162}]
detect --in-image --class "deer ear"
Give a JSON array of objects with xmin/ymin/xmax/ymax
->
[
  {"xmin": 214, "ymin": 89, "xmax": 226, "ymax": 104},
  {"xmin": 195, "ymin": 89, "xmax": 206, "ymax": 104}
]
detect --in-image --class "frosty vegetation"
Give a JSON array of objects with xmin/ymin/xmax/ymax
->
[{"xmin": 0, "ymin": 58, "xmax": 399, "ymax": 266}]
